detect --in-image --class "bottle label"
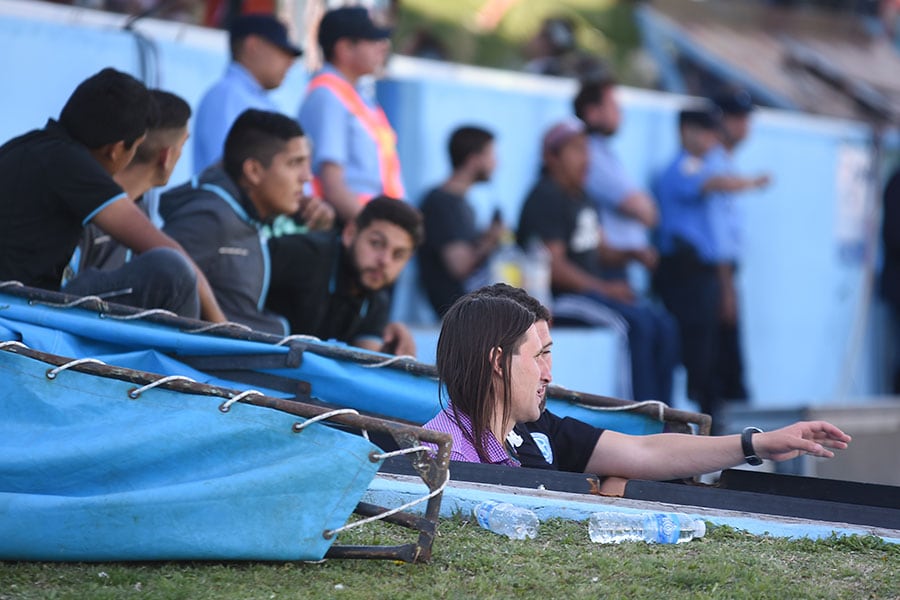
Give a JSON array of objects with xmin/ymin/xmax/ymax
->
[
  {"xmin": 654, "ymin": 513, "xmax": 679, "ymax": 544},
  {"xmin": 474, "ymin": 500, "xmax": 500, "ymax": 530}
]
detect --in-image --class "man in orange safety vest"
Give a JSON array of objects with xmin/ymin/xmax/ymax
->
[{"xmin": 299, "ymin": 6, "xmax": 405, "ymax": 225}]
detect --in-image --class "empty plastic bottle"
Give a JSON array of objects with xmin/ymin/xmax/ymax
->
[
  {"xmin": 588, "ymin": 511, "xmax": 706, "ymax": 544},
  {"xmin": 489, "ymin": 231, "xmax": 524, "ymax": 288},
  {"xmin": 473, "ymin": 500, "xmax": 539, "ymax": 540},
  {"xmin": 522, "ymin": 237, "xmax": 552, "ymax": 310}
]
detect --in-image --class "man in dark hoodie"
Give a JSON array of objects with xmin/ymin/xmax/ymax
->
[{"xmin": 159, "ymin": 109, "xmax": 328, "ymax": 334}]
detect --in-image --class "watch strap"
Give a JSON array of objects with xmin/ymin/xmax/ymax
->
[{"xmin": 741, "ymin": 426, "xmax": 764, "ymax": 466}]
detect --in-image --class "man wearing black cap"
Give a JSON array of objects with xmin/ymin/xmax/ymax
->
[
  {"xmin": 653, "ymin": 103, "xmax": 768, "ymax": 425},
  {"xmin": 193, "ymin": 13, "xmax": 302, "ymax": 175},
  {"xmin": 707, "ymin": 90, "xmax": 771, "ymax": 403},
  {"xmin": 299, "ymin": 6, "xmax": 405, "ymax": 224}
]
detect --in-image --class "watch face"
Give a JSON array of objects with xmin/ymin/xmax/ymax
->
[{"xmin": 745, "ymin": 455, "xmax": 763, "ymax": 466}]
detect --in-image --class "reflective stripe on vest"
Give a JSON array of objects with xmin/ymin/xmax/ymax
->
[{"xmin": 307, "ymin": 72, "xmax": 405, "ymax": 204}]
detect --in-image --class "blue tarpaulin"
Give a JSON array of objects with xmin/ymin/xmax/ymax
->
[
  {"xmin": 0, "ymin": 292, "xmax": 667, "ymax": 433},
  {"xmin": 0, "ymin": 349, "xmax": 382, "ymax": 561}
]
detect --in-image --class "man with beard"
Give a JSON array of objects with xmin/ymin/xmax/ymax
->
[
  {"xmin": 518, "ymin": 119, "xmax": 677, "ymax": 405},
  {"xmin": 418, "ymin": 125, "xmax": 506, "ymax": 317},
  {"xmin": 266, "ymin": 197, "xmax": 423, "ymax": 356},
  {"xmin": 576, "ymin": 76, "xmax": 660, "ymax": 269}
]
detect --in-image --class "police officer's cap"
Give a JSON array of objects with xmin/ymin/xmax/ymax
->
[
  {"xmin": 679, "ymin": 103, "xmax": 721, "ymax": 130},
  {"xmin": 713, "ymin": 89, "xmax": 754, "ymax": 115}
]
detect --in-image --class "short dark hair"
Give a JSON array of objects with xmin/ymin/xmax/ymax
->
[
  {"xmin": 437, "ymin": 294, "xmax": 535, "ymax": 463},
  {"xmin": 473, "ymin": 283, "xmax": 551, "ymax": 322},
  {"xmin": 223, "ymin": 109, "xmax": 305, "ymax": 182},
  {"xmin": 448, "ymin": 126, "xmax": 494, "ymax": 170},
  {"xmin": 355, "ymin": 197, "xmax": 425, "ymax": 247},
  {"xmin": 59, "ymin": 67, "xmax": 153, "ymax": 150},
  {"xmin": 573, "ymin": 75, "xmax": 616, "ymax": 122},
  {"xmin": 131, "ymin": 90, "xmax": 191, "ymax": 165}
]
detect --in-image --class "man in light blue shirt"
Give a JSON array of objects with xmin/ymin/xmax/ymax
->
[
  {"xmin": 193, "ymin": 14, "xmax": 301, "ymax": 175},
  {"xmin": 299, "ymin": 6, "xmax": 403, "ymax": 224},
  {"xmin": 576, "ymin": 76, "xmax": 660, "ymax": 280}
]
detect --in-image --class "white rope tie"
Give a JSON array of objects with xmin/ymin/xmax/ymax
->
[
  {"xmin": 219, "ymin": 389, "xmax": 264, "ymax": 413},
  {"xmin": 360, "ymin": 354, "xmax": 416, "ymax": 369},
  {"xmin": 574, "ymin": 399, "xmax": 666, "ymax": 422},
  {"xmin": 0, "ymin": 341, "xmax": 27, "ymax": 350},
  {"xmin": 104, "ymin": 308, "xmax": 178, "ymax": 320},
  {"xmin": 31, "ymin": 295, "xmax": 105, "ymax": 308},
  {"xmin": 0, "ymin": 281, "xmax": 24, "ymax": 289},
  {"xmin": 45, "ymin": 358, "xmax": 107, "ymax": 379},
  {"xmin": 128, "ymin": 375, "xmax": 196, "ymax": 399},
  {"xmin": 369, "ymin": 445, "xmax": 430, "ymax": 462},
  {"xmin": 323, "ymin": 469, "xmax": 450, "ymax": 539},
  {"xmin": 292, "ymin": 409, "xmax": 369, "ymax": 440},
  {"xmin": 275, "ymin": 334, "xmax": 322, "ymax": 346},
  {"xmin": 185, "ymin": 321, "xmax": 253, "ymax": 334}
]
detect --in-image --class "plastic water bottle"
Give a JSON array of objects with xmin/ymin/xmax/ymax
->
[
  {"xmin": 473, "ymin": 500, "xmax": 539, "ymax": 540},
  {"xmin": 489, "ymin": 232, "xmax": 524, "ymax": 288},
  {"xmin": 522, "ymin": 237, "xmax": 552, "ymax": 309},
  {"xmin": 588, "ymin": 512, "xmax": 706, "ymax": 544}
]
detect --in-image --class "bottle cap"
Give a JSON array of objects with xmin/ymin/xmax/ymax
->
[{"xmin": 693, "ymin": 519, "xmax": 707, "ymax": 538}]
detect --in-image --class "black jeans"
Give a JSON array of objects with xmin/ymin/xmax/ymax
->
[
  {"xmin": 654, "ymin": 246, "xmax": 721, "ymax": 419},
  {"xmin": 63, "ymin": 247, "xmax": 199, "ymax": 319}
]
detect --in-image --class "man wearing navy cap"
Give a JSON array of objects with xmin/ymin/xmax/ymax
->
[
  {"xmin": 193, "ymin": 14, "xmax": 302, "ymax": 175},
  {"xmin": 707, "ymin": 90, "xmax": 771, "ymax": 404},
  {"xmin": 654, "ymin": 103, "xmax": 767, "ymax": 425},
  {"xmin": 299, "ymin": 6, "xmax": 405, "ymax": 224}
]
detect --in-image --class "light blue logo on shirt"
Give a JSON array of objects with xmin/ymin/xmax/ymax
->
[{"xmin": 531, "ymin": 433, "xmax": 554, "ymax": 465}]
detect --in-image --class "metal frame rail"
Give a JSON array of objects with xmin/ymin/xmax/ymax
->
[
  {"xmin": 0, "ymin": 341, "xmax": 452, "ymax": 563},
  {"xmin": 0, "ymin": 283, "xmax": 712, "ymax": 435}
]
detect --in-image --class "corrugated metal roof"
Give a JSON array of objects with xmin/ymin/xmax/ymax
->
[{"xmin": 641, "ymin": 0, "xmax": 900, "ymax": 122}]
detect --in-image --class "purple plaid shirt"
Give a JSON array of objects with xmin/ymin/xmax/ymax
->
[{"xmin": 424, "ymin": 407, "xmax": 520, "ymax": 467}]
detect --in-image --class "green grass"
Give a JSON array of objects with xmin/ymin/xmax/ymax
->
[{"xmin": 1, "ymin": 518, "xmax": 897, "ymax": 599}]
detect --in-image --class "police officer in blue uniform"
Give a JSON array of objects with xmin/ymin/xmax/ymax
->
[
  {"xmin": 653, "ymin": 103, "xmax": 767, "ymax": 424},
  {"xmin": 708, "ymin": 90, "xmax": 771, "ymax": 403}
]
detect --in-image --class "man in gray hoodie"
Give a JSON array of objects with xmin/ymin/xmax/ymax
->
[{"xmin": 160, "ymin": 109, "xmax": 330, "ymax": 334}]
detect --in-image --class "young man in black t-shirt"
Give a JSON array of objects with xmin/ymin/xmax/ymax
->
[
  {"xmin": 0, "ymin": 68, "xmax": 226, "ymax": 322},
  {"xmin": 419, "ymin": 126, "xmax": 505, "ymax": 317},
  {"xmin": 517, "ymin": 119, "xmax": 678, "ymax": 406},
  {"xmin": 471, "ymin": 283, "xmax": 852, "ymax": 495}
]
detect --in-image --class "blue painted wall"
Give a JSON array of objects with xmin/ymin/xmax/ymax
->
[{"xmin": 0, "ymin": 3, "xmax": 884, "ymax": 406}]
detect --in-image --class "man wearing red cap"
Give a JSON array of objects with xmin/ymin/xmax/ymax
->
[
  {"xmin": 517, "ymin": 120, "xmax": 679, "ymax": 405},
  {"xmin": 299, "ymin": 6, "xmax": 405, "ymax": 224}
]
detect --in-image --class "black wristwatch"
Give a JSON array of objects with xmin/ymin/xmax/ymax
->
[{"xmin": 741, "ymin": 427, "xmax": 764, "ymax": 466}]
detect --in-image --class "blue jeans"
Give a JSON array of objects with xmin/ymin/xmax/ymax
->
[
  {"xmin": 63, "ymin": 247, "xmax": 199, "ymax": 319},
  {"xmin": 554, "ymin": 292, "xmax": 680, "ymax": 404}
]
